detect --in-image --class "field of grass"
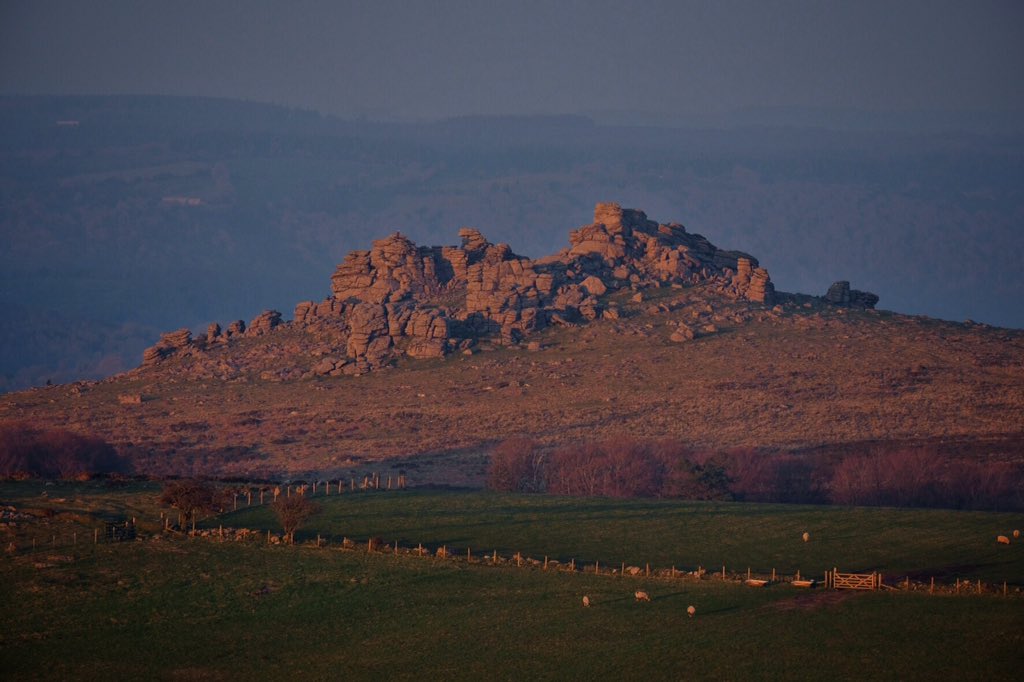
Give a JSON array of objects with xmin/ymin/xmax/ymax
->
[
  {"xmin": 2, "ymin": 482, "xmax": 1023, "ymax": 679},
  {"xmin": 221, "ymin": 488, "xmax": 1024, "ymax": 584}
]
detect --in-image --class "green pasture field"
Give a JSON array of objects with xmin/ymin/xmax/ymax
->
[
  {"xmin": 223, "ymin": 488, "xmax": 1024, "ymax": 584},
  {"xmin": 1, "ymin": 481, "xmax": 1023, "ymax": 680}
]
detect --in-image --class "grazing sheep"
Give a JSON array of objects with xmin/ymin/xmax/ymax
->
[
  {"xmin": 1014, "ymin": 530, "xmax": 1021, "ymax": 539},
  {"xmin": 634, "ymin": 590, "xmax": 651, "ymax": 602},
  {"xmin": 687, "ymin": 605, "xmax": 696, "ymax": 618},
  {"xmin": 997, "ymin": 535, "xmax": 1011, "ymax": 545},
  {"xmin": 802, "ymin": 532, "xmax": 810, "ymax": 542},
  {"xmin": 582, "ymin": 595, "xmax": 591, "ymax": 608}
]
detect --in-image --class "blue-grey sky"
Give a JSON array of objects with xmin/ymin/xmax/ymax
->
[{"xmin": 2, "ymin": 0, "xmax": 1022, "ymax": 121}]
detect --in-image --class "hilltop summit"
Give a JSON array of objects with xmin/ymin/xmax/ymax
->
[{"xmin": 5, "ymin": 203, "xmax": 1022, "ymax": 481}]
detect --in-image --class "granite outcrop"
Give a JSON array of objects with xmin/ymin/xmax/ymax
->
[{"xmin": 141, "ymin": 203, "xmax": 871, "ymax": 373}]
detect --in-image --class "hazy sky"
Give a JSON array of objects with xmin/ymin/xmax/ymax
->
[{"xmin": 2, "ymin": 0, "xmax": 1022, "ymax": 121}]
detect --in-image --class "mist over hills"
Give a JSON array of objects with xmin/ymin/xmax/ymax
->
[{"xmin": 2, "ymin": 95, "xmax": 1022, "ymax": 391}]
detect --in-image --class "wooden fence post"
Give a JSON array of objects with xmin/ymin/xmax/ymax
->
[
  {"xmin": 94, "ymin": 528, "xmax": 98, "ymax": 544},
  {"xmin": 930, "ymin": 577, "xmax": 934, "ymax": 594},
  {"xmin": 646, "ymin": 563, "xmax": 650, "ymax": 577},
  {"xmin": 721, "ymin": 565, "xmax": 725, "ymax": 580},
  {"xmin": 772, "ymin": 568, "xmax": 776, "ymax": 582}
]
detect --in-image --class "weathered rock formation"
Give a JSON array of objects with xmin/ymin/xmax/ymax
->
[
  {"xmin": 142, "ymin": 203, "xmax": 791, "ymax": 371},
  {"xmin": 142, "ymin": 328, "xmax": 193, "ymax": 366},
  {"xmin": 825, "ymin": 281, "xmax": 879, "ymax": 309}
]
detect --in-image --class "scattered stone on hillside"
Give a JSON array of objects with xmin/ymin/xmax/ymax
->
[
  {"xmin": 670, "ymin": 325, "xmax": 695, "ymax": 343},
  {"xmin": 825, "ymin": 281, "xmax": 879, "ymax": 309},
  {"xmin": 312, "ymin": 358, "xmax": 338, "ymax": 376},
  {"xmin": 206, "ymin": 322, "xmax": 222, "ymax": 343},
  {"xmin": 226, "ymin": 320, "xmax": 246, "ymax": 336},
  {"xmin": 580, "ymin": 275, "xmax": 608, "ymax": 297}
]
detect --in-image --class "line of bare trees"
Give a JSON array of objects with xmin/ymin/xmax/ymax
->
[{"xmin": 487, "ymin": 437, "xmax": 1024, "ymax": 511}]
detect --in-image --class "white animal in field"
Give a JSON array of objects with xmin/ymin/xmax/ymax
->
[
  {"xmin": 997, "ymin": 535, "xmax": 1010, "ymax": 545},
  {"xmin": 687, "ymin": 605, "xmax": 696, "ymax": 618},
  {"xmin": 802, "ymin": 532, "xmax": 810, "ymax": 542},
  {"xmin": 634, "ymin": 590, "xmax": 651, "ymax": 602},
  {"xmin": 582, "ymin": 595, "xmax": 591, "ymax": 607},
  {"xmin": 1014, "ymin": 530, "xmax": 1021, "ymax": 539}
]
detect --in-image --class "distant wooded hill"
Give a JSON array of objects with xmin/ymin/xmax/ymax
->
[{"xmin": 2, "ymin": 95, "xmax": 1022, "ymax": 390}]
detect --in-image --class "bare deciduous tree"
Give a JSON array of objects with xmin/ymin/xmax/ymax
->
[{"xmin": 273, "ymin": 494, "xmax": 320, "ymax": 543}]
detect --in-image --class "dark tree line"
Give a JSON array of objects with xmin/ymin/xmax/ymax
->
[{"xmin": 487, "ymin": 437, "xmax": 1024, "ymax": 511}]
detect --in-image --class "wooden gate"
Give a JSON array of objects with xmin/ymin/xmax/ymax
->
[{"xmin": 825, "ymin": 568, "xmax": 880, "ymax": 590}]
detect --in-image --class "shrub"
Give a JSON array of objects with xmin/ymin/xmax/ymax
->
[
  {"xmin": 0, "ymin": 421, "xmax": 125, "ymax": 479},
  {"xmin": 487, "ymin": 437, "xmax": 546, "ymax": 492}
]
